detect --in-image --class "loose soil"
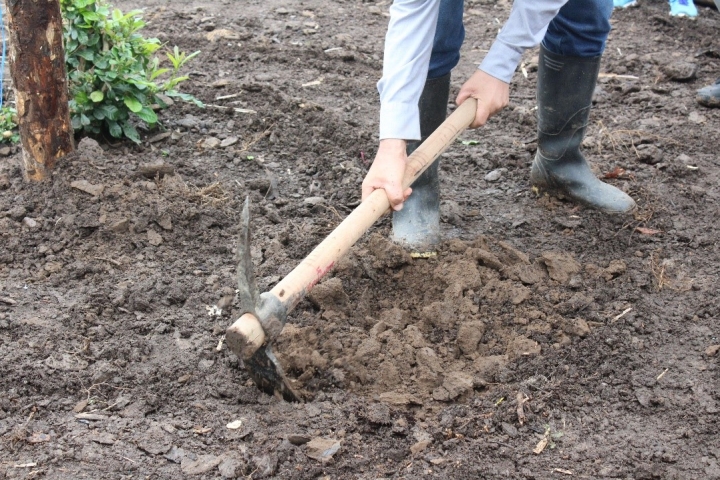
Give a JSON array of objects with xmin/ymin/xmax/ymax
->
[{"xmin": 1, "ymin": 0, "xmax": 719, "ymax": 478}]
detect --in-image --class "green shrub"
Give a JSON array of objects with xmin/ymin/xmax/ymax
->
[
  {"xmin": 61, "ymin": 0, "xmax": 202, "ymax": 143},
  {"xmin": 0, "ymin": 106, "xmax": 19, "ymax": 144}
]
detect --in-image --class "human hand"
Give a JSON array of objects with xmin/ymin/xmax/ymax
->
[
  {"xmin": 361, "ymin": 138, "xmax": 412, "ymax": 211},
  {"xmin": 456, "ymin": 70, "xmax": 510, "ymax": 129}
]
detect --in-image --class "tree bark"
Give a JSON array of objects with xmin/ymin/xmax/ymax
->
[{"xmin": 4, "ymin": 0, "xmax": 74, "ymax": 180}]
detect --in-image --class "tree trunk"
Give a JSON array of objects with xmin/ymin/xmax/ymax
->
[{"xmin": 4, "ymin": 0, "xmax": 74, "ymax": 181}]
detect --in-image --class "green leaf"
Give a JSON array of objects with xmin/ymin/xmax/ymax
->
[
  {"xmin": 121, "ymin": 122, "xmax": 140, "ymax": 143},
  {"xmin": 135, "ymin": 106, "xmax": 158, "ymax": 124},
  {"xmin": 107, "ymin": 120, "xmax": 122, "ymax": 138},
  {"xmin": 149, "ymin": 68, "xmax": 170, "ymax": 80},
  {"xmin": 71, "ymin": 115, "xmax": 82, "ymax": 131},
  {"xmin": 123, "ymin": 96, "xmax": 143, "ymax": 113},
  {"xmin": 89, "ymin": 91, "xmax": 104, "ymax": 102},
  {"xmin": 76, "ymin": 49, "xmax": 94, "ymax": 61}
]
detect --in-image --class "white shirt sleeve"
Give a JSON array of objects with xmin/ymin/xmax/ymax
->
[
  {"xmin": 378, "ymin": 0, "xmax": 441, "ymax": 141},
  {"xmin": 379, "ymin": 0, "xmax": 570, "ymax": 140},
  {"xmin": 479, "ymin": 0, "xmax": 569, "ymax": 83}
]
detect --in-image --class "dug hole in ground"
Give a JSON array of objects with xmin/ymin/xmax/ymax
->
[{"xmin": 0, "ymin": 0, "xmax": 719, "ymax": 478}]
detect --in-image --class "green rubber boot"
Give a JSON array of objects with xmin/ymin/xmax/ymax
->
[
  {"xmin": 530, "ymin": 46, "xmax": 636, "ymax": 214},
  {"xmin": 392, "ymin": 73, "xmax": 451, "ymax": 252}
]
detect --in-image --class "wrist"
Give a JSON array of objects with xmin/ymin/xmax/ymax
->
[{"xmin": 378, "ymin": 138, "xmax": 407, "ymax": 155}]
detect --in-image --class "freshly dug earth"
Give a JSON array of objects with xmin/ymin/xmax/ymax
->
[{"xmin": 1, "ymin": 0, "xmax": 719, "ymax": 478}]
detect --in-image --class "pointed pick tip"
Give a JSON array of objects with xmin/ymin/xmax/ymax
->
[{"xmin": 245, "ymin": 346, "xmax": 302, "ymax": 402}]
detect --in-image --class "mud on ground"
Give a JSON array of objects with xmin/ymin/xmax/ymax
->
[{"xmin": 1, "ymin": 0, "xmax": 719, "ymax": 478}]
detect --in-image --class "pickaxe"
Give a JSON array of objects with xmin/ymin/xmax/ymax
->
[{"xmin": 226, "ymin": 99, "xmax": 477, "ymax": 401}]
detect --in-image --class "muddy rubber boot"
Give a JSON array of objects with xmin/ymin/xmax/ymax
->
[
  {"xmin": 530, "ymin": 46, "xmax": 636, "ymax": 214},
  {"xmin": 392, "ymin": 73, "xmax": 451, "ymax": 252}
]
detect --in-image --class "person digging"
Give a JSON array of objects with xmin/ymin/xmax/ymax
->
[{"xmin": 361, "ymin": 0, "xmax": 637, "ymax": 253}]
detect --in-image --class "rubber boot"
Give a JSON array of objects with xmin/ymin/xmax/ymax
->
[
  {"xmin": 530, "ymin": 46, "xmax": 636, "ymax": 214},
  {"xmin": 392, "ymin": 73, "xmax": 451, "ymax": 251}
]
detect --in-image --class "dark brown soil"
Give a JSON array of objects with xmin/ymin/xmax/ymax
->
[{"xmin": 1, "ymin": 0, "xmax": 719, "ymax": 478}]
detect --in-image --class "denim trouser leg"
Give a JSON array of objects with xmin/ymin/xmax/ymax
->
[
  {"xmin": 428, "ymin": 0, "xmax": 465, "ymax": 79},
  {"xmin": 542, "ymin": 0, "xmax": 613, "ymax": 58},
  {"xmin": 429, "ymin": 0, "xmax": 613, "ymax": 80}
]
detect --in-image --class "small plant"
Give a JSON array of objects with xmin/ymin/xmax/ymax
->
[
  {"xmin": 61, "ymin": 0, "xmax": 202, "ymax": 143},
  {"xmin": 0, "ymin": 106, "xmax": 19, "ymax": 144}
]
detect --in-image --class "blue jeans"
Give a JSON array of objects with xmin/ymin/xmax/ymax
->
[{"xmin": 428, "ymin": 0, "xmax": 613, "ymax": 79}]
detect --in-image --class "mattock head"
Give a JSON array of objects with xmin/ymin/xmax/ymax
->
[{"xmin": 228, "ymin": 196, "xmax": 301, "ymax": 402}]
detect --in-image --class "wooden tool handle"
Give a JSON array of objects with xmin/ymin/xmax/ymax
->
[{"xmin": 269, "ymin": 99, "xmax": 477, "ymax": 312}]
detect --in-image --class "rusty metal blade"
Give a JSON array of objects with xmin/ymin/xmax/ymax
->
[
  {"xmin": 237, "ymin": 196, "xmax": 259, "ymax": 316},
  {"xmin": 245, "ymin": 346, "xmax": 301, "ymax": 402}
]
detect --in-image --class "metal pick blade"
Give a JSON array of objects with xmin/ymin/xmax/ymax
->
[
  {"xmin": 245, "ymin": 346, "xmax": 301, "ymax": 402},
  {"xmin": 237, "ymin": 196, "xmax": 259, "ymax": 316}
]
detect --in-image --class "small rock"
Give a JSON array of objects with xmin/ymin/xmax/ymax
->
[
  {"xmin": 484, "ymin": 169, "xmax": 504, "ymax": 182},
  {"xmin": 501, "ymin": 422, "xmax": 518, "ymax": 438},
  {"xmin": 218, "ymin": 455, "xmax": 245, "ymax": 478},
  {"xmin": 201, "ymin": 137, "xmax": 221, "ymax": 149},
  {"xmin": 156, "ymin": 94, "xmax": 174, "ymax": 107},
  {"xmin": 156, "ymin": 215, "xmax": 173, "ymax": 231},
  {"xmin": 457, "ymin": 321, "xmax": 486, "ymax": 356},
  {"xmin": 147, "ymin": 230, "xmax": 163, "ymax": 246},
  {"xmin": 45, "ymin": 353, "xmax": 89, "ymax": 371},
  {"xmin": 77, "ymin": 137, "xmax": 104, "ymax": 162},
  {"xmin": 136, "ymin": 425, "xmax": 172, "ymax": 455},
  {"xmin": 0, "ymin": 173, "xmax": 9, "ymax": 190},
  {"xmin": 177, "ymin": 115, "xmax": 200, "ymax": 129},
  {"xmin": 661, "ymin": 61, "xmax": 697, "ymax": 82},
  {"xmin": 365, "ymin": 403, "xmax": 391, "ymax": 425},
  {"xmin": 254, "ymin": 73, "xmax": 274, "ymax": 82},
  {"xmin": 206, "ymin": 29, "xmax": 240, "ymax": 42},
  {"xmin": 211, "ymin": 79, "xmax": 230, "ymax": 88},
  {"xmin": 164, "ymin": 446, "xmax": 192, "ymax": 464},
  {"xmin": 287, "ymin": 434, "xmax": 311, "ymax": 446},
  {"xmin": 706, "ymin": 345, "xmax": 720, "ymax": 357},
  {"xmin": 635, "ymin": 144, "xmax": 663, "ymax": 165},
  {"xmin": 440, "ymin": 199, "xmax": 463, "ymax": 225},
  {"xmin": 110, "ymin": 218, "xmax": 130, "ymax": 233},
  {"xmin": 303, "ymin": 196, "xmax": 325, "ymax": 206},
  {"xmin": 410, "ymin": 440, "xmax": 431, "ymax": 454},
  {"xmin": 44, "ymin": 262, "xmax": 62, "ymax": 274},
  {"xmin": 688, "ymin": 111, "xmax": 706, "ymax": 124},
  {"xmin": 71, "ymin": 179, "xmax": 105, "ymax": 197},
  {"xmin": 22, "ymin": 217, "xmax": 38, "ymax": 229},
  {"xmin": 275, "ymin": 7, "xmax": 290, "ymax": 14},
  {"xmin": 553, "ymin": 216, "xmax": 582, "ymax": 229},
  {"xmin": 432, "ymin": 371, "xmax": 474, "ymax": 401},
  {"xmin": 0, "ymin": 146, "xmax": 11, "ymax": 157},
  {"xmin": 251, "ymin": 455, "xmax": 278, "ymax": 478},
  {"xmin": 563, "ymin": 318, "xmax": 591, "ymax": 337},
  {"xmin": 379, "ymin": 391, "xmax": 421, "ymax": 405},
  {"xmin": 305, "ymin": 438, "xmax": 341, "ymax": 462},
  {"xmin": 7, "ymin": 205, "xmax": 27, "ymax": 220},
  {"xmin": 220, "ymin": 136, "xmax": 238, "ymax": 148},
  {"xmin": 27, "ymin": 432, "xmax": 52, "ymax": 444},
  {"xmin": 539, "ymin": 251, "xmax": 581, "ymax": 284},
  {"xmin": 181, "ymin": 454, "xmax": 222, "ymax": 475},
  {"xmin": 139, "ymin": 161, "xmax": 175, "ymax": 178},
  {"xmin": 147, "ymin": 132, "xmax": 171, "ymax": 143},
  {"xmin": 90, "ymin": 432, "xmax": 116, "ymax": 445},
  {"xmin": 507, "ymin": 336, "xmax": 541, "ymax": 360}
]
